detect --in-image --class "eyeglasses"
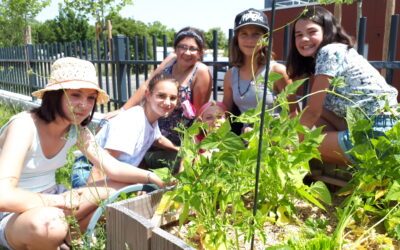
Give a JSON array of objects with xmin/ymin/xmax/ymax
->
[{"xmin": 176, "ymin": 44, "xmax": 200, "ymax": 53}]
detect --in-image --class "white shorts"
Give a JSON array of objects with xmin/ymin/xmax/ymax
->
[{"xmin": 0, "ymin": 212, "xmax": 13, "ymax": 249}]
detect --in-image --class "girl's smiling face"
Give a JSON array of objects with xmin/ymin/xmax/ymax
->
[
  {"xmin": 294, "ymin": 19, "xmax": 324, "ymax": 57},
  {"xmin": 62, "ymin": 89, "xmax": 97, "ymax": 124},
  {"xmin": 175, "ymin": 37, "xmax": 202, "ymax": 66},
  {"xmin": 146, "ymin": 80, "xmax": 178, "ymax": 119}
]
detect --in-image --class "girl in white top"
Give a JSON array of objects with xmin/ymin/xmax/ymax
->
[
  {"xmin": 223, "ymin": 8, "xmax": 292, "ymax": 117},
  {"xmin": 0, "ymin": 57, "xmax": 163, "ymax": 250},
  {"xmin": 72, "ymin": 73, "xmax": 180, "ymax": 187}
]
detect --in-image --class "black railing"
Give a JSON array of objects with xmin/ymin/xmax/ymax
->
[{"xmin": 0, "ymin": 32, "xmax": 230, "ymax": 113}]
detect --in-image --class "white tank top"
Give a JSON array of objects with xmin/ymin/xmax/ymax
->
[{"xmin": 0, "ymin": 112, "xmax": 77, "ymax": 192}]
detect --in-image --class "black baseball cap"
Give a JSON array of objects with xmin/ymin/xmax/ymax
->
[{"xmin": 234, "ymin": 8, "xmax": 269, "ymax": 33}]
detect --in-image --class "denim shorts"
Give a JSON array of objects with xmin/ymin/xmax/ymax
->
[
  {"xmin": 338, "ymin": 115, "xmax": 398, "ymax": 163},
  {"xmin": 71, "ymin": 155, "xmax": 93, "ymax": 188},
  {"xmin": 0, "ymin": 185, "xmax": 67, "ymax": 249}
]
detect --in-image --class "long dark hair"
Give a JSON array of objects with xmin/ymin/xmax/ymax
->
[
  {"xmin": 286, "ymin": 6, "xmax": 354, "ymax": 79},
  {"xmin": 32, "ymin": 89, "xmax": 96, "ymax": 126}
]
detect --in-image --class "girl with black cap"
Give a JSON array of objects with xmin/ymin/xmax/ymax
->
[{"xmin": 223, "ymin": 8, "xmax": 292, "ymax": 131}]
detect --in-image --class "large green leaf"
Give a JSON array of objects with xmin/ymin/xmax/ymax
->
[
  {"xmin": 309, "ymin": 181, "xmax": 332, "ymax": 205},
  {"xmin": 297, "ymin": 187, "xmax": 326, "ymax": 210},
  {"xmin": 386, "ymin": 181, "xmax": 400, "ymax": 201}
]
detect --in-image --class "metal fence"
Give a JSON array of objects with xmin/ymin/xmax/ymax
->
[
  {"xmin": 0, "ymin": 30, "xmax": 229, "ymax": 113},
  {"xmin": 0, "ymin": 14, "xmax": 399, "ymax": 113}
]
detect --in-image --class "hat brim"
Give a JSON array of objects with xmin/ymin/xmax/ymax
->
[
  {"xmin": 32, "ymin": 81, "xmax": 109, "ymax": 105},
  {"xmin": 235, "ymin": 23, "xmax": 269, "ymax": 33}
]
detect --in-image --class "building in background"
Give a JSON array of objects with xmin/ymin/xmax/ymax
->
[{"xmin": 264, "ymin": 0, "xmax": 317, "ymax": 9}]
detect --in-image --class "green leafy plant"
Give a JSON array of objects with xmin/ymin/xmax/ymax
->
[
  {"xmin": 163, "ymin": 75, "xmax": 332, "ymax": 249},
  {"xmin": 0, "ymin": 101, "xmax": 22, "ymax": 127}
]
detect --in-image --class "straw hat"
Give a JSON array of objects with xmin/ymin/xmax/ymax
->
[{"xmin": 32, "ymin": 57, "xmax": 109, "ymax": 104}]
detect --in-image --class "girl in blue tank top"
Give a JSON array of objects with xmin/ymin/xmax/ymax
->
[{"xmin": 223, "ymin": 8, "xmax": 292, "ymax": 123}]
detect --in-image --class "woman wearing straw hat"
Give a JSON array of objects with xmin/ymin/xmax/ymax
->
[{"xmin": 0, "ymin": 57, "xmax": 164, "ymax": 249}]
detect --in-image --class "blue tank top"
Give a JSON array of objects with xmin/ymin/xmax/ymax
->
[{"xmin": 231, "ymin": 66, "xmax": 277, "ymax": 114}]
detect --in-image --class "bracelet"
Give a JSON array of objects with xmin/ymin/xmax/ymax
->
[{"xmin": 147, "ymin": 172, "xmax": 152, "ymax": 184}]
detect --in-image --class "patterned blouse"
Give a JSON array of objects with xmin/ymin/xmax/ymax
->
[{"xmin": 315, "ymin": 43, "xmax": 398, "ymax": 118}]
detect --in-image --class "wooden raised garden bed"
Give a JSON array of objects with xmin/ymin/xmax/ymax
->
[{"xmin": 106, "ymin": 189, "xmax": 194, "ymax": 250}]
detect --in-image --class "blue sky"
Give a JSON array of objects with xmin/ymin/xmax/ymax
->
[{"xmin": 37, "ymin": 0, "xmax": 265, "ymax": 35}]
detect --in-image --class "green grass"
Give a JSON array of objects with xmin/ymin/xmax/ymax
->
[{"xmin": 0, "ymin": 101, "xmax": 22, "ymax": 127}]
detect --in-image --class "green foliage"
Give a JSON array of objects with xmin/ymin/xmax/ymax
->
[
  {"xmin": 204, "ymin": 27, "xmax": 228, "ymax": 52},
  {"xmin": 168, "ymin": 79, "xmax": 331, "ymax": 248},
  {"xmin": 0, "ymin": 102, "xmax": 22, "ymax": 127},
  {"xmin": 0, "ymin": 0, "xmax": 50, "ymax": 46},
  {"xmin": 107, "ymin": 13, "xmax": 176, "ymax": 60},
  {"xmin": 55, "ymin": 146, "xmax": 76, "ymax": 189},
  {"xmin": 63, "ymin": 0, "xmax": 133, "ymax": 24},
  {"xmin": 33, "ymin": 6, "xmax": 92, "ymax": 44},
  {"xmin": 31, "ymin": 20, "xmax": 58, "ymax": 44}
]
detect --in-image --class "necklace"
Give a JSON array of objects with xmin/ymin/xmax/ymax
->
[{"xmin": 237, "ymin": 69, "xmax": 252, "ymax": 98}]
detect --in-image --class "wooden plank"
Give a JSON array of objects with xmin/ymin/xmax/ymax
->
[
  {"xmin": 106, "ymin": 202, "xmax": 153, "ymax": 250},
  {"xmin": 117, "ymin": 189, "xmax": 165, "ymax": 219},
  {"xmin": 151, "ymin": 227, "xmax": 195, "ymax": 250},
  {"xmin": 312, "ymin": 175, "xmax": 348, "ymax": 187},
  {"xmin": 309, "ymin": 159, "xmax": 351, "ymax": 187},
  {"xmin": 106, "ymin": 189, "xmax": 194, "ymax": 250}
]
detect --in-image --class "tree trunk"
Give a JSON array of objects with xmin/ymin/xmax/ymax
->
[
  {"xmin": 382, "ymin": 0, "xmax": 395, "ymax": 61},
  {"xmin": 24, "ymin": 25, "xmax": 32, "ymax": 45},
  {"xmin": 356, "ymin": 0, "xmax": 363, "ymax": 41},
  {"xmin": 334, "ymin": 3, "xmax": 342, "ymax": 25},
  {"xmin": 95, "ymin": 22, "xmax": 102, "ymax": 41},
  {"xmin": 107, "ymin": 20, "xmax": 113, "ymax": 60}
]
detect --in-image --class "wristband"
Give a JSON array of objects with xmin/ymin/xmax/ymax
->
[
  {"xmin": 147, "ymin": 172, "xmax": 152, "ymax": 184},
  {"xmin": 120, "ymin": 107, "xmax": 126, "ymax": 112}
]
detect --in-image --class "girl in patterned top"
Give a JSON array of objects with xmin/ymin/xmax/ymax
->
[{"xmin": 286, "ymin": 6, "xmax": 398, "ymax": 164}]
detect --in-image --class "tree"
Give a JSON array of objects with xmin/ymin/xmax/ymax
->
[
  {"xmin": 53, "ymin": 6, "xmax": 92, "ymax": 43},
  {"xmin": 33, "ymin": 6, "xmax": 92, "ymax": 44},
  {"xmin": 0, "ymin": 0, "xmax": 50, "ymax": 46},
  {"xmin": 204, "ymin": 27, "xmax": 228, "ymax": 52},
  {"xmin": 63, "ymin": 0, "xmax": 133, "ymax": 39},
  {"xmin": 32, "ymin": 20, "xmax": 58, "ymax": 44},
  {"xmin": 147, "ymin": 21, "xmax": 175, "ymax": 46}
]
